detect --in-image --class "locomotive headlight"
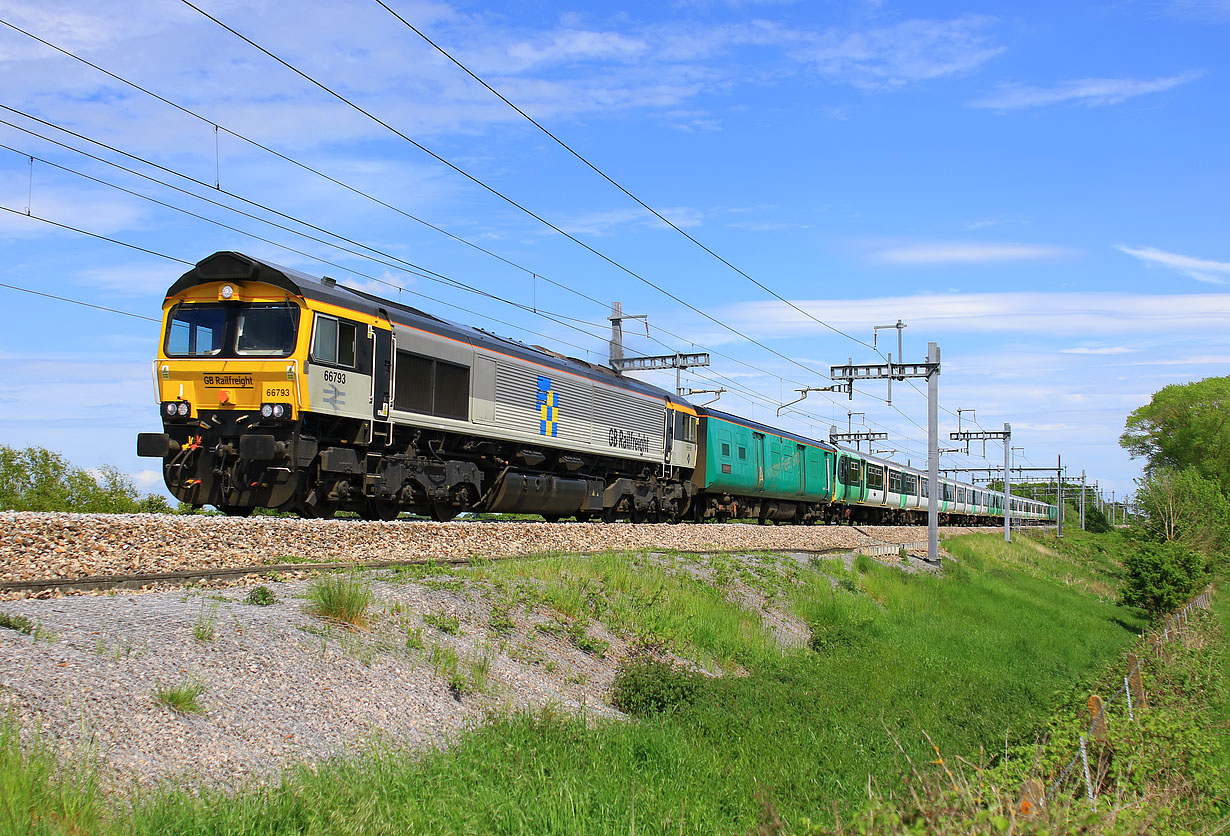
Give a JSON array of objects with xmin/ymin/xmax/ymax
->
[
  {"xmin": 272, "ymin": 403, "xmax": 285, "ymax": 418},
  {"xmin": 220, "ymin": 284, "xmax": 235, "ymax": 300},
  {"xmin": 260, "ymin": 403, "xmax": 274, "ymax": 418},
  {"xmin": 176, "ymin": 401, "xmax": 190, "ymax": 417},
  {"xmin": 164, "ymin": 402, "xmax": 178, "ymax": 417}
]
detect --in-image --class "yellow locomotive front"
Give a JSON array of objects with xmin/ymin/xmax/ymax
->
[{"xmin": 138, "ymin": 253, "xmax": 311, "ymax": 514}]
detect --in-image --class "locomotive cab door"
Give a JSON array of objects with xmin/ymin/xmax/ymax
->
[{"xmin": 370, "ymin": 312, "xmax": 393, "ymax": 445}]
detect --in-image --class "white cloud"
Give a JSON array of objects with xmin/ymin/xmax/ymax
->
[
  {"xmin": 971, "ymin": 72, "xmax": 1200, "ymax": 110},
  {"xmin": 1060, "ymin": 346, "xmax": 1134, "ymax": 355},
  {"xmin": 871, "ymin": 242, "xmax": 1072, "ymax": 264},
  {"xmin": 721, "ymin": 292, "xmax": 1230, "ymax": 338},
  {"xmin": 1118, "ymin": 245, "xmax": 1230, "ymax": 284}
]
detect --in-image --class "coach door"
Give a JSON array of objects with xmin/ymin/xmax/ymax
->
[{"xmin": 753, "ymin": 432, "xmax": 765, "ymax": 489}]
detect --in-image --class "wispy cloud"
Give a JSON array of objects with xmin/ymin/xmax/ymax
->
[
  {"xmin": 558, "ymin": 206, "xmax": 703, "ymax": 236},
  {"xmin": 870, "ymin": 242, "xmax": 1072, "ymax": 264},
  {"xmin": 795, "ymin": 15, "xmax": 1003, "ymax": 90},
  {"xmin": 970, "ymin": 72, "xmax": 1201, "ymax": 110},
  {"xmin": 1118, "ymin": 245, "xmax": 1230, "ymax": 284},
  {"xmin": 1060, "ymin": 346, "xmax": 1134, "ymax": 355},
  {"xmin": 719, "ymin": 292, "xmax": 1230, "ymax": 338}
]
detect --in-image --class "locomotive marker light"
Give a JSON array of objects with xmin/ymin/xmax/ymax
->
[
  {"xmin": 830, "ymin": 341, "xmax": 941, "ymax": 563},
  {"xmin": 950, "ymin": 424, "xmax": 1012, "ymax": 542}
]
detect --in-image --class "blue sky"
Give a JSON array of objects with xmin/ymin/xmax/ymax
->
[{"xmin": 2, "ymin": 0, "xmax": 1227, "ymax": 505}]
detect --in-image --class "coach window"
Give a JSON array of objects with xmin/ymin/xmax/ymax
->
[
  {"xmin": 920, "ymin": 478, "xmax": 928, "ymax": 498},
  {"xmin": 867, "ymin": 465, "xmax": 884, "ymax": 491},
  {"xmin": 721, "ymin": 442, "xmax": 731, "ymax": 457},
  {"xmin": 889, "ymin": 470, "xmax": 902, "ymax": 494},
  {"xmin": 311, "ymin": 314, "xmax": 357, "ymax": 368},
  {"xmin": 738, "ymin": 446, "xmax": 747, "ymax": 460}
]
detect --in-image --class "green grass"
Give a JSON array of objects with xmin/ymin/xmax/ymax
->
[
  {"xmin": 152, "ymin": 680, "xmax": 207, "ymax": 715},
  {"xmin": 0, "ymin": 611, "xmax": 33, "ymax": 635},
  {"xmin": 192, "ymin": 606, "xmax": 216, "ymax": 643},
  {"xmin": 0, "ymin": 713, "xmax": 103, "ymax": 836},
  {"xmin": 0, "ymin": 533, "xmax": 1162, "ymax": 835},
  {"xmin": 305, "ymin": 572, "xmax": 373, "ymax": 628},
  {"xmin": 422, "ymin": 611, "xmax": 460, "ymax": 634}
]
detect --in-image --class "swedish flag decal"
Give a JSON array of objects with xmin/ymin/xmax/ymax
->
[{"xmin": 536, "ymin": 376, "xmax": 558, "ymax": 437}]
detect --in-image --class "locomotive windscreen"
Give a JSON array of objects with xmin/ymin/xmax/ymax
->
[{"xmin": 165, "ymin": 302, "xmax": 300, "ymax": 358}]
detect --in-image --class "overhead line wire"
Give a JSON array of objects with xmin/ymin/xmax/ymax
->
[
  {"xmin": 179, "ymin": 0, "xmax": 841, "ymax": 384},
  {"xmin": 0, "ymin": 276, "xmax": 161, "ymax": 323},
  {"xmin": 0, "ymin": 16, "xmax": 608, "ymax": 313},
  {"xmin": 1, "ymin": 18, "xmax": 986, "ymax": 457},
  {"xmin": 0, "ymin": 110, "xmax": 612, "ymax": 351},
  {"xmin": 0, "ymin": 19, "xmax": 931, "ymax": 430},
  {"xmin": 374, "ymin": 0, "xmax": 878, "ymax": 355}
]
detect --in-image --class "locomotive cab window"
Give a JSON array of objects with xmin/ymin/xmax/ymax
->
[
  {"xmin": 166, "ymin": 303, "xmax": 226, "ymax": 356},
  {"xmin": 673, "ymin": 412, "xmax": 697, "ymax": 444},
  {"xmin": 311, "ymin": 314, "xmax": 357, "ymax": 368},
  {"xmin": 236, "ymin": 304, "xmax": 300, "ymax": 356},
  {"xmin": 394, "ymin": 350, "xmax": 470, "ymax": 420}
]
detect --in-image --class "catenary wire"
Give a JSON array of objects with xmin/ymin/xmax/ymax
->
[
  {"xmin": 373, "ymin": 0, "xmax": 878, "ymax": 353},
  {"xmin": 179, "ymin": 0, "xmax": 846, "ymax": 384},
  {"xmin": 0, "ymin": 18, "xmax": 987, "ymax": 445},
  {"xmin": 0, "ymin": 136, "xmax": 609, "ymax": 356}
]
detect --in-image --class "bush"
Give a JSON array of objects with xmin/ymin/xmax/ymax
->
[
  {"xmin": 610, "ymin": 657, "xmax": 702, "ymax": 717},
  {"xmin": 1121, "ymin": 540, "xmax": 1207, "ymax": 619},
  {"xmin": 244, "ymin": 586, "xmax": 277, "ymax": 606},
  {"xmin": 1084, "ymin": 502, "xmax": 1113, "ymax": 534}
]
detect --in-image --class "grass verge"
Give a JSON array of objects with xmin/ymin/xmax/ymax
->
[{"xmin": 0, "ymin": 532, "xmax": 1174, "ymax": 834}]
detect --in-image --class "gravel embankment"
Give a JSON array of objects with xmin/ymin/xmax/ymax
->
[
  {"xmin": 0, "ymin": 512, "xmax": 990, "ymax": 585},
  {"xmin": 0, "ymin": 549, "xmax": 892, "ymax": 789}
]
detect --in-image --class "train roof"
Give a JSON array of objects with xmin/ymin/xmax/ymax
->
[
  {"xmin": 696, "ymin": 407, "xmax": 840, "ymax": 452},
  {"xmin": 168, "ymin": 252, "xmax": 685, "ymax": 404}
]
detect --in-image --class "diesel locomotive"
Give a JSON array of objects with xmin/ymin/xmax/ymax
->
[{"xmin": 137, "ymin": 252, "xmax": 1056, "ymax": 526}]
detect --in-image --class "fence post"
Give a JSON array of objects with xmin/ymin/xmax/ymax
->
[
  {"xmin": 1124, "ymin": 677, "xmax": 1134, "ymax": 720},
  {"xmin": 1087, "ymin": 694, "xmax": 1108, "ymax": 742}
]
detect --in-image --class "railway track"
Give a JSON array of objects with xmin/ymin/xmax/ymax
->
[{"xmin": 1, "ymin": 512, "xmax": 1010, "ymax": 597}]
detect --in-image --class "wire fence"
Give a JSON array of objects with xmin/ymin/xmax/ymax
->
[{"xmin": 1032, "ymin": 585, "xmax": 1215, "ymax": 811}]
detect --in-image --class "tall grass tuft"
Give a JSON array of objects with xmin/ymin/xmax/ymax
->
[
  {"xmin": 153, "ymin": 679, "xmax": 207, "ymax": 715},
  {"xmin": 0, "ymin": 712, "xmax": 103, "ymax": 835},
  {"xmin": 306, "ymin": 572, "xmax": 373, "ymax": 628}
]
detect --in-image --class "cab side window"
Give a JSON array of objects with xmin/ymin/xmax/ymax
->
[{"xmin": 311, "ymin": 314, "xmax": 357, "ymax": 368}]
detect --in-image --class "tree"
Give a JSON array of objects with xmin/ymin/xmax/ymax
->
[
  {"xmin": 1120, "ymin": 376, "xmax": 1230, "ymax": 495},
  {"xmin": 1134, "ymin": 467, "xmax": 1230, "ymax": 564},
  {"xmin": 0, "ymin": 444, "xmax": 171, "ymax": 513}
]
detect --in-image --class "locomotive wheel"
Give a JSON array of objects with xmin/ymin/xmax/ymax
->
[
  {"xmin": 630, "ymin": 506, "xmax": 647, "ymax": 524},
  {"xmin": 574, "ymin": 512, "xmax": 592, "ymax": 523},
  {"xmin": 430, "ymin": 502, "xmax": 459, "ymax": 522},
  {"xmin": 542, "ymin": 515, "xmax": 562, "ymax": 524},
  {"xmin": 217, "ymin": 505, "xmax": 253, "ymax": 517},
  {"xmin": 601, "ymin": 507, "xmax": 618, "ymax": 524},
  {"xmin": 361, "ymin": 500, "xmax": 401, "ymax": 522},
  {"xmin": 297, "ymin": 502, "xmax": 337, "ymax": 520}
]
